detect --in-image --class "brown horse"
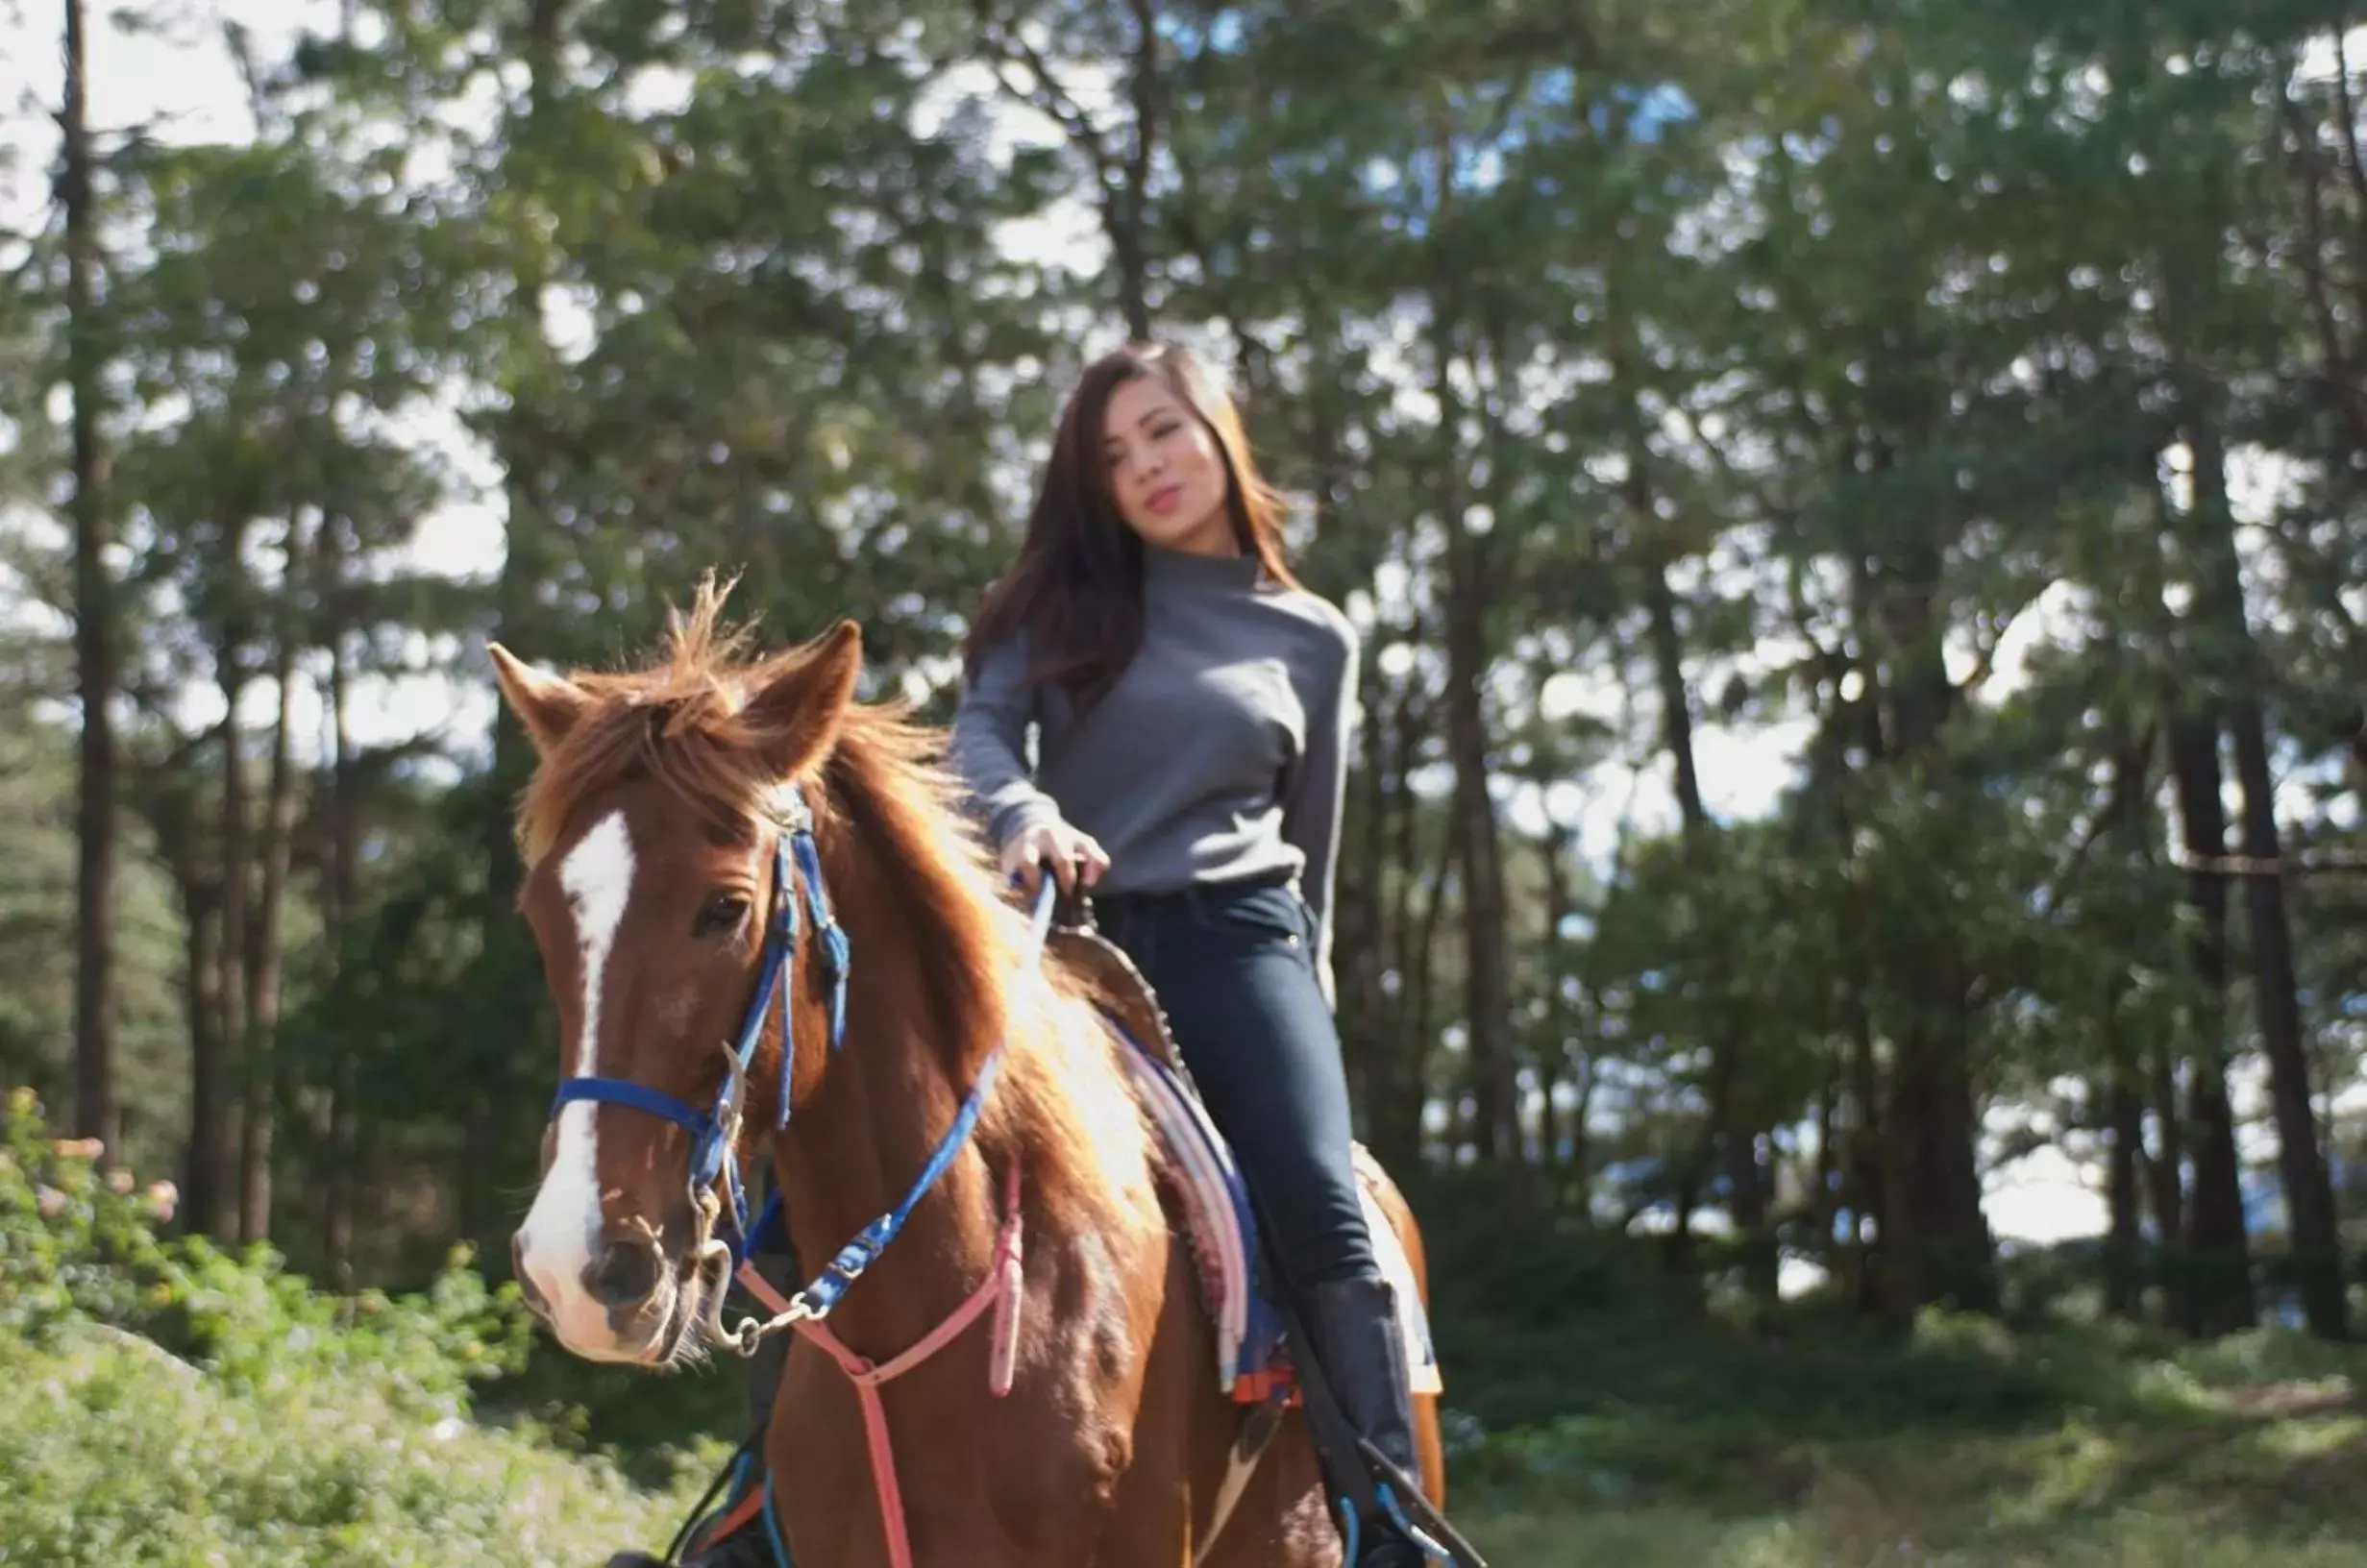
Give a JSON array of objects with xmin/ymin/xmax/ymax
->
[{"xmin": 488, "ymin": 581, "xmax": 1447, "ymax": 1566}]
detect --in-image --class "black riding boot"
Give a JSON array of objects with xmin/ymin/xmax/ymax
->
[{"xmin": 1303, "ymin": 1272, "xmax": 1430, "ymax": 1567}]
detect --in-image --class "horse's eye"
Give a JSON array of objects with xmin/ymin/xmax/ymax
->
[{"xmin": 694, "ymin": 894, "xmax": 751, "ymax": 940}]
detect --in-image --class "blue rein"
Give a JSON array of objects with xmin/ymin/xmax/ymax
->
[{"xmin": 757, "ymin": 856, "xmax": 1057, "ymax": 1327}]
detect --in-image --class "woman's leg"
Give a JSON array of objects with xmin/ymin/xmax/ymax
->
[
  {"xmin": 1100, "ymin": 881, "xmax": 1422, "ymax": 1564},
  {"xmin": 1132, "ymin": 890, "xmax": 1373, "ymax": 1286}
]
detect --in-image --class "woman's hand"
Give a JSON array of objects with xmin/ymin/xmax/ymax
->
[{"xmin": 1000, "ymin": 820, "xmax": 1112, "ymax": 895}]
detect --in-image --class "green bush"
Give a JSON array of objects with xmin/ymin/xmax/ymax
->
[
  {"xmin": 0, "ymin": 1085, "xmax": 721, "ymax": 1565},
  {"xmin": 1, "ymin": 1086, "xmax": 533, "ymax": 1418},
  {"xmin": 0, "ymin": 1326, "xmax": 704, "ymax": 1565}
]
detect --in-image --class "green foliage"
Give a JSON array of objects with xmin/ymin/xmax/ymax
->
[
  {"xmin": 12, "ymin": 1073, "xmax": 2367, "ymax": 1565},
  {"xmin": 5, "ymin": 3, "xmax": 2367, "ymax": 1550},
  {"xmin": 0, "ymin": 1330, "xmax": 701, "ymax": 1566},
  {"xmin": 0, "ymin": 1080, "xmax": 723, "ymax": 1563},
  {"xmin": 1, "ymin": 1087, "xmax": 533, "ymax": 1416},
  {"xmin": 0, "ymin": 697, "xmax": 187, "ymax": 1176}
]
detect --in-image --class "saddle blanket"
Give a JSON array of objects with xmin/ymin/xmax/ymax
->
[{"xmin": 1109, "ymin": 1022, "xmax": 1442, "ymax": 1405}]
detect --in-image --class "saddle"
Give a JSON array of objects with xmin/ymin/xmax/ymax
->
[
  {"xmin": 1046, "ymin": 920, "xmax": 1185, "ymax": 1070},
  {"xmin": 1043, "ymin": 915, "xmax": 1441, "ymax": 1407}
]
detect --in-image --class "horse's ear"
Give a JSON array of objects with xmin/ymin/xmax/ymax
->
[
  {"xmin": 488, "ymin": 643, "xmax": 594, "ymax": 756},
  {"xmin": 744, "ymin": 619, "xmax": 863, "ymax": 778}
]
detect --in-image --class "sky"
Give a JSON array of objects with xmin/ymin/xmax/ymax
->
[{"xmin": 7, "ymin": 1, "xmax": 2364, "ymax": 1258}]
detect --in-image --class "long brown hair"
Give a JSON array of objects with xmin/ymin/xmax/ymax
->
[{"xmin": 961, "ymin": 341, "xmax": 1299, "ymax": 709}]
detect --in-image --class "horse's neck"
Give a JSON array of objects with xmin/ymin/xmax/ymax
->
[
  {"xmin": 766, "ymin": 990, "xmax": 1012, "ymax": 1360},
  {"xmin": 758, "ymin": 819, "xmax": 1147, "ymax": 1362}
]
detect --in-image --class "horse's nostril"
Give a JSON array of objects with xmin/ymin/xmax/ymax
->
[{"xmin": 582, "ymin": 1235, "xmax": 660, "ymax": 1309}]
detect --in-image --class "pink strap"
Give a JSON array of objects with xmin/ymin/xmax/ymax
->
[{"xmin": 734, "ymin": 1162, "xmax": 1025, "ymax": 1568}]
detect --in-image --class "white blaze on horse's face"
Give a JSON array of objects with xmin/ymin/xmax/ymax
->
[{"xmin": 516, "ymin": 807, "xmax": 640, "ymax": 1359}]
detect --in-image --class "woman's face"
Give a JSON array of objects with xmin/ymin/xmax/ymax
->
[{"xmin": 1099, "ymin": 374, "xmax": 1237, "ymax": 556}]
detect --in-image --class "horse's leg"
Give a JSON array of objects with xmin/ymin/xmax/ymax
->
[{"xmin": 1194, "ymin": 1409, "xmax": 1341, "ymax": 1568}]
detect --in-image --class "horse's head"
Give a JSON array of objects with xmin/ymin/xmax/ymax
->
[{"xmin": 486, "ymin": 598, "xmax": 863, "ymax": 1364}]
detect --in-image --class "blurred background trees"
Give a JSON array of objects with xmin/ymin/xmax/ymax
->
[{"xmin": 5, "ymin": 0, "xmax": 2365, "ymax": 1351}]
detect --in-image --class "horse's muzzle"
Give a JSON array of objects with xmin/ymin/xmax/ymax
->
[{"xmin": 511, "ymin": 1215, "xmax": 691, "ymax": 1363}]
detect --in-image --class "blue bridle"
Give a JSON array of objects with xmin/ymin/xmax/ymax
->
[
  {"xmin": 541, "ymin": 783, "xmax": 1055, "ymax": 1348},
  {"xmin": 548, "ymin": 786, "xmax": 848, "ymax": 1269}
]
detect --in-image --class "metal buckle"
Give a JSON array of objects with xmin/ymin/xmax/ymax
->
[
  {"xmin": 686, "ymin": 1041, "xmax": 750, "ymax": 1218},
  {"xmin": 714, "ymin": 1038, "xmax": 749, "ymax": 1137},
  {"xmin": 777, "ymin": 786, "xmax": 815, "ymax": 836}
]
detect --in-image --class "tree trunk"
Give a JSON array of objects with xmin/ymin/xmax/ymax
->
[
  {"xmin": 1642, "ymin": 563, "xmax": 1708, "ymax": 830},
  {"xmin": 2228, "ymin": 700, "xmax": 2345, "ymax": 1338},
  {"xmin": 2272, "ymin": 59, "xmax": 2367, "ymax": 458},
  {"xmin": 488, "ymin": 0, "xmax": 571, "ymax": 888},
  {"xmin": 1447, "ymin": 576, "xmax": 1516, "ymax": 1173},
  {"xmin": 1538, "ymin": 815, "xmax": 1574, "ymax": 1170},
  {"xmin": 975, "ymin": 6, "xmax": 1155, "ymax": 338},
  {"xmin": 62, "ymin": 0, "xmax": 119, "ymax": 1160},
  {"xmin": 1109, "ymin": 0, "xmax": 1159, "ymax": 339},
  {"xmin": 2103, "ymin": 1003, "xmax": 2146, "ymax": 1321},
  {"xmin": 190, "ymin": 610, "xmax": 250, "ymax": 1240},
  {"xmin": 1374, "ymin": 673, "xmax": 1428, "ymax": 1171},
  {"xmin": 2098, "ymin": 730, "xmax": 2155, "ymax": 1322},
  {"xmin": 1437, "ymin": 314, "xmax": 1517, "ymax": 1185},
  {"xmin": 1814, "ymin": 640, "xmax": 1888, "ymax": 1314},
  {"xmin": 1809, "ymin": 1063, "xmax": 1839, "ymax": 1277},
  {"xmin": 1404, "ymin": 823, "xmax": 1455, "ymax": 1164},
  {"xmin": 237, "ymin": 515, "xmax": 312, "ymax": 1244},
  {"xmin": 1340, "ymin": 633, "xmax": 1390, "ymax": 1128},
  {"xmin": 1842, "ymin": 975, "xmax": 1883, "ymax": 1312},
  {"xmin": 2187, "ymin": 420, "xmax": 2345, "ymax": 1339},
  {"xmin": 1643, "ymin": 548, "xmax": 1773, "ymax": 1296},
  {"xmin": 1874, "ymin": 537, "xmax": 1997, "ymax": 1316},
  {"xmin": 176, "ymin": 861, "xmax": 223, "ymax": 1237},
  {"xmin": 2144, "ymin": 1034, "xmax": 2185, "ymax": 1271},
  {"xmin": 321, "ymin": 533, "xmax": 360, "ymax": 1288},
  {"xmin": 1642, "ymin": 550, "xmax": 1710, "ymax": 1278},
  {"xmin": 1566, "ymin": 994, "xmax": 1598, "ymax": 1212},
  {"xmin": 2164, "ymin": 711, "xmax": 2256, "ymax": 1336},
  {"xmin": 467, "ymin": 0, "xmax": 575, "ymax": 1269}
]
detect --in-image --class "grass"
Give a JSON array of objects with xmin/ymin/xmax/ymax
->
[
  {"xmin": 1440, "ymin": 1314, "xmax": 2367, "ymax": 1566},
  {"xmin": 10, "ymin": 1091, "xmax": 2367, "ymax": 1565},
  {"xmin": 10, "ymin": 1314, "xmax": 2365, "ymax": 1566},
  {"xmin": 1460, "ymin": 1410, "xmax": 2367, "ymax": 1565}
]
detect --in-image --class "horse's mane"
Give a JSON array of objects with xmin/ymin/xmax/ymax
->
[
  {"xmin": 511, "ymin": 577, "xmax": 1150, "ymax": 1227},
  {"xmin": 512, "ymin": 586, "xmax": 847, "ymax": 872}
]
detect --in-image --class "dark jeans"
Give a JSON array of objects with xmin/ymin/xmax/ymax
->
[{"xmin": 1094, "ymin": 874, "xmax": 1377, "ymax": 1290}]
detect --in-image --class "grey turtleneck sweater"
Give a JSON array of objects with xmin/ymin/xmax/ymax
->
[{"xmin": 949, "ymin": 545, "xmax": 1359, "ymax": 1002}]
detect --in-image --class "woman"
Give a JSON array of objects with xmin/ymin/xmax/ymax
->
[
  {"xmin": 628, "ymin": 342, "xmax": 1422, "ymax": 1568},
  {"xmin": 948, "ymin": 340, "xmax": 1423, "ymax": 1567}
]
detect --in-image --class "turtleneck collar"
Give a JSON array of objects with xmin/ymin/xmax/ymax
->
[{"xmin": 1141, "ymin": 540, "xmax": 1264, "ymax": 591}]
